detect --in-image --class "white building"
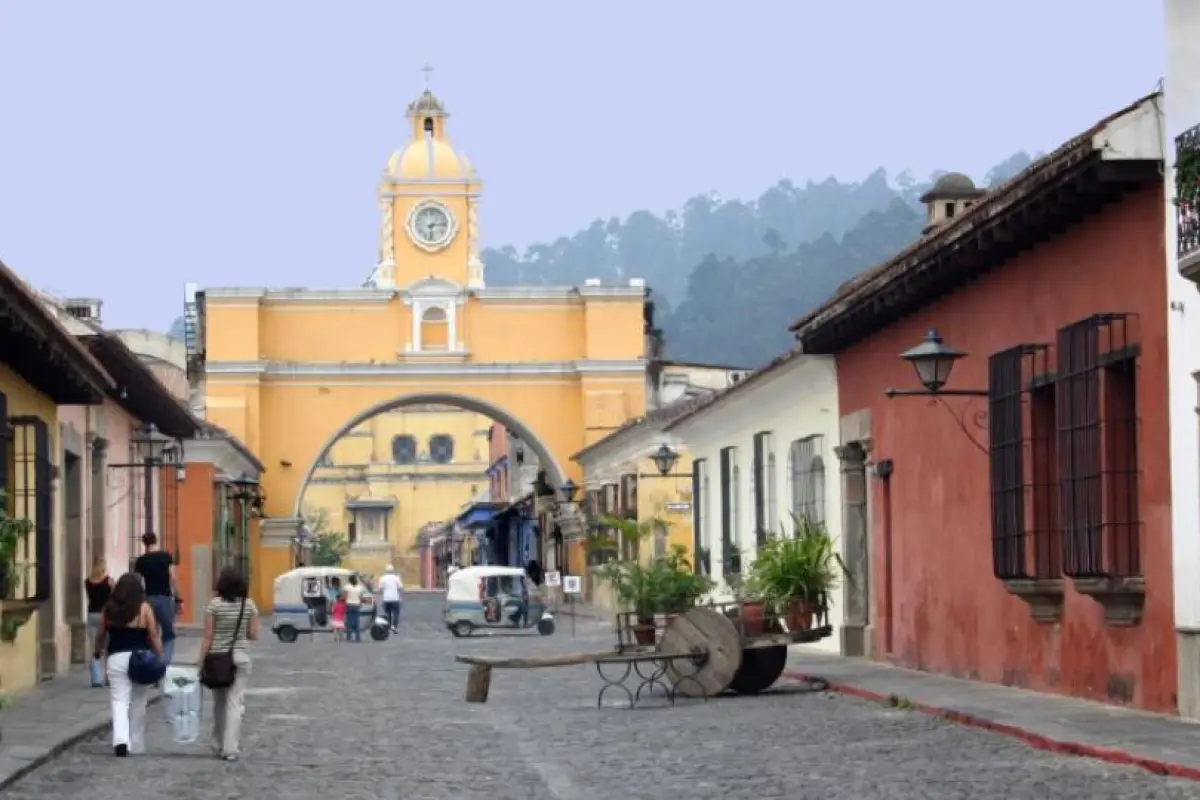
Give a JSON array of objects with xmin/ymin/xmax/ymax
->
[
  {"xmin": 1167, "ymin": 0, "xmax": 1200, "ymax": 720},
  {"xmin": 664, "ymin": 351, "xmax": 845, "ymax": 654}
]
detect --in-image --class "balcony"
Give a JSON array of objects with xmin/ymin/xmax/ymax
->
[{"xmin": 1178, "ymin": 123, "xmax": 1200, "ymax": 283}]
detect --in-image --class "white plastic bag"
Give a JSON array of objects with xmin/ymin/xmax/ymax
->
[{"xmin": 162, "ymin": 665, "xmax": 202, "ymax": 744}]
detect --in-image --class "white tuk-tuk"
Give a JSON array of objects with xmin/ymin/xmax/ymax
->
[
  {"xmin": 443, "ymin": 565, "xmax": 554, "ymax": 638},
  {"xmin": 271, "ymin": 566, "xmax": 377, "ymax": 643}
]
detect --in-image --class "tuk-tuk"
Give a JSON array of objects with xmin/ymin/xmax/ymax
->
[
  {"xmin": 271, "ymin": 566, "xmax": 377, "ymax": 643},
  {"xmin": 443, "ymin": 565, "xmax": 554, "ymax": 638}
]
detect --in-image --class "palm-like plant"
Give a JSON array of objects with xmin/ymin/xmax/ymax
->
[{"xmin": 746, "ymin": 513, "xmax": 848, "ymax": 624}]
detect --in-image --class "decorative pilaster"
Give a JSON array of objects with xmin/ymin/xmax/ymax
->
[{"xmin": 467, "ymin": 200, "xmax": 485, "ymax": 288}]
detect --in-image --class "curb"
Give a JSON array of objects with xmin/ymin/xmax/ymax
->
[
  {"xmin": 0, "ymin": 695, "xmax": 165, "ymax": 790},
  {"xmin": 783, "ymin": 670, "xmax": 1200, "ymax": 782}
]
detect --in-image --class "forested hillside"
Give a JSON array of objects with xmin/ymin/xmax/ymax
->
[{"xmin": 484, "ymin": 152, "xmax": 1036, "ymax": 366}]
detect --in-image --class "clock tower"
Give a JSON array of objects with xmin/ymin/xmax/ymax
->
[{"xmin": 369, "ymin": 89, "xmax": 484, "ymax": 290}]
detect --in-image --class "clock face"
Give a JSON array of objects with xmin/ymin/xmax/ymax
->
[{"xmin": 408, "ymin": 202, "xmax": 454, "ymax": 249}]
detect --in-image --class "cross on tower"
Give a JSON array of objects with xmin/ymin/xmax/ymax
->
[{"xmin": 421, "ymin": 65, "xmax": 434, "ymax": 90}]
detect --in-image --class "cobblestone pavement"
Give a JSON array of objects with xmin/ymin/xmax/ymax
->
[{"xmin": 9, "ymin": 594, "xmax": 1200, "ymax": 799}]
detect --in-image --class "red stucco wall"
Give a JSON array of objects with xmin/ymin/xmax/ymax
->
[
  {"xmin": 177, "ymin": 462, "xmax": 216, "ymax": 626},
  {"xmin": 834, "ymin": 185, "xmax": 1176, "ymax": 712}
]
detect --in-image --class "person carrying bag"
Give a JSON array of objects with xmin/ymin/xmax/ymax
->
[{"xmin": 198, "ymin": 566, "xmax": 260, "ymax": 761}]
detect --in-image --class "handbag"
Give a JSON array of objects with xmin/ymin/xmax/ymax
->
[
  {"xmin": 128, "ymin": 648, "xmax": 166, "ymax": 685},
  {"xmin": 200, "ymin": 598, "xmax": 247, "ymax": 690}
]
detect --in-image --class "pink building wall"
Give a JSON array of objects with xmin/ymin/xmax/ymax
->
[{"xmin": 487, "ymin": 423, "xmax": 512, "ymax": 503}]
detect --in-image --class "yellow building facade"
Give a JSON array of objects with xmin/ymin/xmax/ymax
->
[
  {"xmin": 304, "ymin": 405, "xmax": 490, "ymax": 585},
  {"xmin": 189, "ymin": 89, "xmax": 649, "ymax": 608}
]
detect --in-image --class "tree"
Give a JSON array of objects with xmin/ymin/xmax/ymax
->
[{"xmin": 303, "ymin": 507, "xmax": 350, "ymax": 567}]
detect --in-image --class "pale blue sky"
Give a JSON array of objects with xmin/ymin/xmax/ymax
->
[{"xmin": 0, "ymin": 1, "xmax": 1164, "ymax": 331}]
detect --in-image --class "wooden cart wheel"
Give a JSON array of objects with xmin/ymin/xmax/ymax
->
[
  {"xmin": 658, "ymin": 606, "xmax": 743, "ymax": 698},
  {"xmin": 728, "ymin": 645, "xmax": 788, "ymax": 695}
]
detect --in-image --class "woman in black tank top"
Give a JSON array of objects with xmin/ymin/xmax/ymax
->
[
  {"xmin": 85, "ymin": 562, "xmax": 113, "ymax": 687},
  {"xmin": 93, "ymin": 573, "xmax": 163, "ymax": 757}
]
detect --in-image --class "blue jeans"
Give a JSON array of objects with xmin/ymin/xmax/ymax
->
[
  {"xmin": 87, "ymin": 612, "xmax": 105, "ymax": 686},
  {"xmin": 147, "ymin": 595, "xmax": 177, "ymax": 664},
  {"xmin": 344, "ymin": 605, "xmax": 362, "ymax": 642},
  {"xmin": 383, "ymin": 600, "xmax": 401, "ymax": 629}
]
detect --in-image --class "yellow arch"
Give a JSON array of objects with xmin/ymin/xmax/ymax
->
[{"xmin": 291, "ymin": 391, "xmax": 569, "ymax": 518}]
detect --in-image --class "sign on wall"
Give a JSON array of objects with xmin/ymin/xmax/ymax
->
[{"xmin": 545, "ymin": 570, "xmax": 562, "ymax": 587}]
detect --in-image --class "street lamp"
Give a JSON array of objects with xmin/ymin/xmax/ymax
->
[
  {"xmin": 885, "ymin": 328, "xmax": 987, "ymax": 398},
  {"xmin": 559, "ymin": 478, "xmax": 579, "ymax": 504},
  {"xmin": 651, "ymin": 443, "xmax": 679, "ymax": 476},
  {"xmin": 132, "ymin": 424, "xmax": 173, "ymax": 544}
]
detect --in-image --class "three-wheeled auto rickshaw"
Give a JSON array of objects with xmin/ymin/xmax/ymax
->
[
  {"xmin": 271, "ymin": 566, "xmax": 378, "ymax": 643},
  {"xmin": 444, "ymin": 565, "xmax": 554, "ymax": 638}
]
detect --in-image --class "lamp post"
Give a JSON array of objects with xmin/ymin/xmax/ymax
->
[
  {"xmin": 885, "ymin": 328, "xmax": 987, "ymax": 398},
  {"xmin": 558, "ymin": 478, "xmax": 579, "ymax": 504},
  {"xmin": 132, "ymin": 423, "xmax": 174, "ymax": 548}
]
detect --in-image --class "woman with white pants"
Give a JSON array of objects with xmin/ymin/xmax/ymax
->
[{"xmin": 93, "ymin": 572, "xmax": 164, "ymax": 757}]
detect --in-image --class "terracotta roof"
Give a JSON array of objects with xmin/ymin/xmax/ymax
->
[
  {"xmin": 789, "ymin": 92, "xmax": 1163, "ymax": 345},
  {"xmin": 0, "ymin": 259, "xmax": 113, "ymax": 402},
  {"xmin": 570, "ymin": 393, "xmax": 715, "ymax": 463},
  {"xmin": 661, "ymin": 348, "xmax": 810, "ymax": 432}
]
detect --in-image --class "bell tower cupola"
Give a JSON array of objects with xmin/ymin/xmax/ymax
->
[{"xmin": 367, "ymin": 69, "xmax": 484, "ymax": 292}]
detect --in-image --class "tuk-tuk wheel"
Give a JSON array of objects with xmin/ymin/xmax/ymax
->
[
  {"xmin": 537, "ymin": 618, "xmax": 555, "ymax": 636},
  {"xmin": 276, "ymin": 625, "xmax": 299, "ymax": 644},
  {"xmin": 451, "ymin": 621, "xmax": 474, "ymax": 638}
]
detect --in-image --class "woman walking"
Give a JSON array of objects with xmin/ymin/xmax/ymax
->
[
  {"xmin": 200, "ymin": 566, "xmax": 259, "ymax": 761},
  {"xmin": 84, "ymin": 561, "xmax": 113, "ymax": 688},
  {"xmin": 341, "ymin": 573, "xmax": 364, "ymax": 643},
  {"xmin": 92, "ymin": 573, "xmax": 164, "ymax": 757}
]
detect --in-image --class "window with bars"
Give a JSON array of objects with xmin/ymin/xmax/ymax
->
[
  {"xmin": 752, "ymin": 432, "xmax": 772, "ymax": 549},
  {"xmin": 1057, "ymin": 314, "xmax": 1141, "ymax": 578},
  {"xmin": 789, "ymin": 436, "xmax": 825, "ymax": 524},
  {"xmin": 719, "ymin": 447, "xmax": 740, "ymax": 575},
  {"xmin": 618, "ymin": 474, "xmax": 638, "ymax": 560},
  {"xmin": 988, "ymin": 343, "xmax": 1061, "ymax": 580},
  {"xmin": 391, "ymin": 435, "xmax": 417, "ymax": 464},
  {"xmin": 692, "ymin": 458, "xmax": 710, "ymax": 575},
  {"xmin": 9, "ymin": 416, "xmax": 52, "ymax": 602},
  {"xmin": 429, "ymin": 434, "xmax": 455, "ymax": 464}
]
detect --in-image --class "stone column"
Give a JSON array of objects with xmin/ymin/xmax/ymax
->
[{"xmin": 835, "ymin": 440, "xmax": 871, "ymax": 657}]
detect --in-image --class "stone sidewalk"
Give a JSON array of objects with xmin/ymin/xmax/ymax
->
[
  {"xmin": 0, "ymin": 637, "xmax": 200, "ymax": 789},
  {"xmin": 786, "ymin": 649, "xmax": 1200, "ymax": 780}
]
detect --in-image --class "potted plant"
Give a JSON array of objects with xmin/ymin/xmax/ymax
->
[
  {"xmin": 747, "ymin": 513, "xmax": 847, "ymax": 632},
  {"xmin": 660, "ymin": 545, "xmax": 715, "ymax": 620},
  {"xmin": 599, "ymin": 559, "xmax": 668, "ymax": 645}
]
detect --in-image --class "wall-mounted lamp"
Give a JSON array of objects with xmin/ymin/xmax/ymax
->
[
  {"xmin": 559, "ymin": 478, "xmax": 580, "ymax": 504},
  {"xmin": 651, "ymin": 443, "xmax": 679, "ymax": 476},
  {"xmin": 885, "ymin": 328, "xmax": 989, "ymax": 455},
  {"xmin": 885, "ymin": 328, "xmax": 987, "ymax": 398}
]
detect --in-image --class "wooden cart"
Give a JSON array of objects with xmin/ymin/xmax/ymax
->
[
  {"xmin": 456, "ymin": 601, "xmax": 831, "ymax": 707},
  {"xmin": 616, "ymin": 602, "xmax": 833, "ymax": 698}
]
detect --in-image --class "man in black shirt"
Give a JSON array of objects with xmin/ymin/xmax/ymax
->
[{"xmin": 134, "ymin": 532, "xmax": 179, "ymax": 664}]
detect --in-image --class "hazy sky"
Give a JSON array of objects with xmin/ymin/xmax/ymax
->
[{"xmin": 0, "ymin": 2, "xmax": 1164, "ymax": 331}]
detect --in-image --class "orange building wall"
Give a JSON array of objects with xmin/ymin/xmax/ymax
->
[
  {"xmin": 833, "ymin": 185, "xmax": 1175, "ymax": 712},
  {"xmin": 177, "ymin": 462, "xmax": 217, "ymax": 626}
]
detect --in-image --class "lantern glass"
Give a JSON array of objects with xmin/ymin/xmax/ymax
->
[
  {"xmin": 652, "ymin": 444, "xmax": 678, "ymax": 476},
  {"xmin": 133, "ymin": 423, "xmax": 172, "ymax": 461},
  {"xmin": 899, "ymin": 328, "xmax": 966, "ymax": 393}
]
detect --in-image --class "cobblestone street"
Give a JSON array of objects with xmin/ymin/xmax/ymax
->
[{"xmin": 8, "ymin": 594, "xmax": 1200, "ymax": 800}]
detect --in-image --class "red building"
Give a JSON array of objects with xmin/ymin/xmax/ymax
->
[{"xmin": 790, "ymin": 94, "xmax": 1175, "ymax": 712}]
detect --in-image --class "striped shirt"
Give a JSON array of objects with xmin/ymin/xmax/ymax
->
[{"xmin": 206, "ymin": 597, "xmax": 258, "ymax": 654}]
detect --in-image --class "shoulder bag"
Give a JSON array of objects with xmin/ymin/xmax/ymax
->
[{"xmin": 200, "ymin": 598, "xmax": 247, "ymax": 690}]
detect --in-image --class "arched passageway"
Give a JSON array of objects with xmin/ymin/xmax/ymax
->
[{"xmin": 291, "ymin": 391, "xmax": 569, "ymax": 518}]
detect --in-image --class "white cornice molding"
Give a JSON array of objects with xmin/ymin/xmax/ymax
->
[
  {"xmin": 204, "ymin": 288, "xmax": 395, "ymax": 304},
  {"xmin": 183, "ymin": 437, "xmax": 261, "ymax": 480},
  {"xmin": 203, "ymin": 359, "xmax": 647, "ymax": 379},
  {"xmin": 203, "ymin": 285, "xmax": 643, "ymax": 304}
]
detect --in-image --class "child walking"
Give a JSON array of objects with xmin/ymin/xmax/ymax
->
[{"xmin": 330, "ymin": 595, "xmax": 347, "ymax": 641}]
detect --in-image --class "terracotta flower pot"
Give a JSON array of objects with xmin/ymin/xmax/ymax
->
[
  {"xmin": 741, "ymin": 600, "xmax": 766, "ymax": 637},
  {"xmin": 785, "ymin": 600, "xmax": 814, "ymax": 632},
  {"xmin": 633, "ymin": 617, "xmax": 656, "ymax": 645}
]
